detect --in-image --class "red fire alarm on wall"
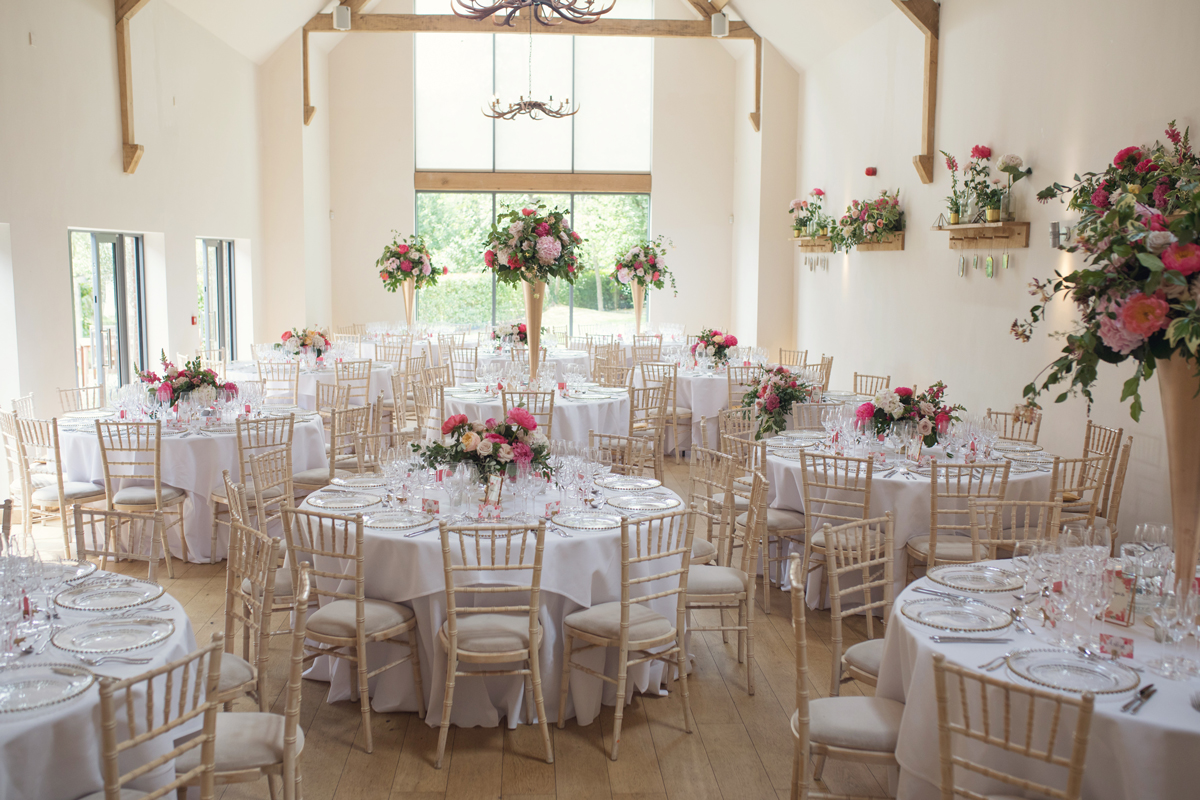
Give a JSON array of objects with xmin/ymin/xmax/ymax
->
[
  {"xmin": 191, "ymin": 315, "xmax": 197, "ymax": 325},
  {"xmin": 865, "ymin": 167, "xmax": 877, "ymax": 177}
]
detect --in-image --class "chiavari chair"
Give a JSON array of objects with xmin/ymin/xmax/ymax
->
[
  {"xmin": 209, "ymin": 413, "xmax": 294, "ymax": 563},
  {"xmin": 500, "ymin": 389, "xmax": 555, "ymax": 439},
  {"xmin": 906, "ymin": 461, "xmax": 1012, "ymax": 581},
  {"xmin": 779, "ymin": 348, "xmax": 807, "ymax": 367},
  {"xmin": 14, "ymin": 415, "xmax": 105, "ymax": 553},
  {"xmin": 824, "ymin": 513, "xmax": 894, "ymax": 695},
  {"xmin": 293, "ymin": 406, "xmax": 368, "ymax": 492},
  {"xmin": 72, "ymin": 505, "xmax": 169, "ymax": 582},
  {"xmin": 629, "ymin": 384, "xmax": 669, "ymax": 480},
  {"xmin": 968, "ymin": 497, "xmax": 1064, "ymax": 560},
  {"xmin": 641, "ymin": 361, "xmax": 691, "ymax": 464},
  {"xmin": 335, "ymin": 358, "xmax": 373, "ymax": 407},
  {"xmin": 11, "ymin": 393, "xmax": 35, "ymax": 418},
  {"xmin": 1049, "ymin": 453, "xmax": 1110, "ymax": 527},
  {"xmin": 58, "ymin": 385, "xmax": 105, "ymax": 413},
  {"xmin": 588, "ymin": 430, "xmax": 653, "ymax": 478},
  {"xmin": 987, "ymin": 405, "xmax": 1042, "ymax": 444},
  {"xmin": 257, "ymin": 361, "xmax": 300, "ymax": 407},
  {"xmin": 1083, "ymin": 420, "xmax": 1124, "ymax": 521},
  {"xmin": 798, "ymin": 451, "xmax": 874, "ymax": 611},
  {"xmin": 852, "ymin": 372, "xmax": 890, "ymax": 396}
]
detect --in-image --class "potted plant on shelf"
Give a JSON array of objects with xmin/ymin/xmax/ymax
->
[
  {"xmin": 997, "ymin": 153, "xmax": 1033, "ymax": 220},
  {"xmin": 1016, "ymin": 120, "xmax": 1200, "ymax": 589},
  {"xmin": 377, "ymin": 233, "xmax": 440, "ymax": 328},
  {"xmin": 830, "ymin": 190, "xmax": 904, "ymax": 252},
  {"xmin": 941, "ymin": 150, "xmax": 965, "ymax": 224},
  {"xmin": 611, "ymin": 236, "xmax": 676, "ymax": 336}
]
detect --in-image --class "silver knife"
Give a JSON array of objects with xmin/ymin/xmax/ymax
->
[
  {"xmin": 930, "ymin": 635, "xmax": 1013, "ymax": 643},
  {"xmin": 1130, "ymin": 686, "xmax": 1157, "ymax": 714},
  {"xmin": 1121, "ymin": 684, "xmax": 1154, "ymax": 713}
]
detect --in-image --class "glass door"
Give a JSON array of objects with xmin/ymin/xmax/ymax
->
[
  {"xmin": 197, "ymin": 239, "xmax": 236, "ymax": 361},
  {"xmin": 68, "ymin": 231, "xmax": 147, "ymax": 394}
]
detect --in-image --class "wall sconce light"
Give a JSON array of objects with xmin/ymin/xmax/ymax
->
[
  {"xmin": 711, "ymin": 12, "xmax": 729, "ymax": 37},
  {"xmin": 1049, "ymin": 221, "xmax": 1075, "ymax": 249}
]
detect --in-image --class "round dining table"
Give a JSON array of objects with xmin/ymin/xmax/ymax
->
[
  {"xmin": 0, "ymin": 576, "xmax": 197, "ymax": 800},
  {"xmin": 877, "ymin": 561, "xmax": 1200, "ymax": 799},
  {"xmin": 225, "ymin": 361, "xmax": 393, "ymax": 411},
  {"xmin": 299, "ymin": 480, "xmax": 687, "ymax": 728},
  {"xmin": 632, "ymin": 369, "xmax": 731, "ymax": 456},
  {"xmin": 442, "ymin": 386, "xmax": 630, "ymax": 443},
  {"xmin": 57, "ymin": 412, "xmax": 327, "ymax": 562}
]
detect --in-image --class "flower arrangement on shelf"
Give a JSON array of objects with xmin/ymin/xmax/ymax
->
[
  {"xmin": 137, "ymin": 351, "xmax": 237, "ymax": 404},
  {"xmin": 855, "ymin": 382, "xmax": 965, "ymax": 447},
  {"xmin": 611, "ymin": 236, "xmax": 677, "ymax": 294},
  {"xmin": 415, "ymin": 411, "xmax": 553, "ymax": 479},
  {"xmin": 377, "ymin": 233, "xmax": 442, "ymax": 291},
  {"xmin": 830, "ymin": 190, "xmax": 904, "ymax": 252},
  {"xmin": 691, "ymin": 328, "xmax": 738, "ymax": 364},
  {"xmin": 789, "ymin": 189, "xmax": 831, "ymax": 236},
  {"xmin": 941, "ymin": 151, "xmax": 966, "ymax": 222},
  {"xmin": 960, "ymin": 145, "xmax": 1033, "ymax": 222},
  {"xmin": 740, "ymin": 366, "xmax": 816, "ymax": 439},
  {"xmin": 276, "ymin": 327, "xmax": 331, "ymax": 357},
  {"xmin": 1016, "ymin": 121, "xmax": 1200, "ymax": 420},
  {"xmin": 483, "ymin": 204, "xmax": 583, "ymax": 286}
]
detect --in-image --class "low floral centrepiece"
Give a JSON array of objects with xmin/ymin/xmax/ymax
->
[
  {"xmin": 691, "ymin": 328, "xmax": 738, "ymax": 364},
  {"xmin": 483, "ymin": 204, "xmax": 583, "ymax": 286},
  {"xmin": 855, "ymin": 382, "xmax": 965, "ymax": 447},
  {"xmin": 137, "ymin": 352, "xmax": 237, "ymax": 404},
  {"xmin": 740, "ymin": 366, "xmax": 815, "ymax": 439},
  {"xmin": 377, "ymin": 233, "xmax": 442, "ymax": 291},
  {"xmin": 831, "ymin": 190, "xmax": 904, "ymax": 252},
  {"xmin": 612, "ymin": 236, "xmax": 677, "ymax": 294},
  {"xmin": 416, "ymin": 410, "xmax": 552, "ymax": 479},
  {"xmin": 276, "ymin": 327, "xmax": 331, "ymax": 358},
  {"xmin": 493, "ymin": 322, "xmax": 535, "ymax": 345},
  {"xmin": 790, "ymin": 188, "xmax": 832, "ymax": 235}
]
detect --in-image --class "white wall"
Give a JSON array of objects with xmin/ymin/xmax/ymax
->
[
  {"xmin": 793, "ymin": 0, "xmax": 1200, "ymax": 536},
  {"xmin": 0, "ymin": 0, "xmax": 262, "ymax": 417}
]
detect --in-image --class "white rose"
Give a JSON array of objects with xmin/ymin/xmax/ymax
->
[
  {"xmin": 531, "ymin": 430, "xmax": 548, "ymax": 446},
  {"xmin": 1147, "ymin": 231, "xmax": 1177, "ymax": 254},
  {"xmin": 477, "ymin": 439, "xmax": 494, "ymax": 456}
]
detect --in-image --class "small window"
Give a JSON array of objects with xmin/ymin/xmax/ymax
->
[
  {"xmin": 196, "ymin": 239, "xmax": 237, "ymax": 361},
  {"xmin": 68, "ymin": 230, "xmax": 148, "ymax": 393}
]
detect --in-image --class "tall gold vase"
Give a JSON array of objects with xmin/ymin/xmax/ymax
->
[
  {"xmin": 401, "ymin": 280, "xmax": 416, "ymax": 328},
  {"xmin": 632, "ymin": 283, "xmax": 645, "ymax": 336},
  {"xmin": 524, "ymin": 279, "xmax": 545, "ymax": 379},
  {"xmin": 1156, "ymin": 353, "xmax": 1200, "ymax": 592}
]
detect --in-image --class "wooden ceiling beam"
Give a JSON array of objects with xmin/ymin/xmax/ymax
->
[
  {"xmin": 344, "ymin": 0, "xmax": 374, "ymax": 12},
  {"xmin": 711, "ymin": 0, "xmax": 731, "ymax": 9},
  {"xmin": 114, "ymin": 0, "xmax": 152, "ymax": 173},
  {"xmin": 890, "ymin": 0, "xmax": 939, "ymax": 183},
  {"xmin": 684, "ymin": 0, "xmax": 719, "ymax": 19},
  {"xmin": 115, "ymin": 0, "xmax": 152, "ymax": 23}
]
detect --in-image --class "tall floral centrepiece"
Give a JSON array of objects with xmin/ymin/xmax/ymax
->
[
  {"xmin": 138, "ymin": 352, "xmax": 237, "ymax": 404},
  {"xmin": 855, "ymin": 382, "xmax": 965, "ymax": 447},
  {"xmin": 377, "ymin": 232, "xmax": 440, "ymax": 328},
  {"xmin": 276, "ymin": 327, "xmax": 331, "ymax": 358},
  {"xmin": 417, "ymin": 410, "xmax": 552, "ymax": 479},
  {"xmin": 691, "ymin": 328, "xmax": 738, "ymax": 365},
  {"xmin": 740, "ymin": 366, "xmax": 816, "ymax": 439},
  {"xmin": 1016, "ymin": 120, "xmax": 1200, "ymax": 587},
  {"xmin": 611, "ymin": 235, "xmax": 676, "ymax": 335},
  {"xmin": 831, "ymin": 189, "xmax": 904, "ymax": 252},
  {"xmin": 483, "ymin": 203, "xmax": 582, "ymax": 378}
]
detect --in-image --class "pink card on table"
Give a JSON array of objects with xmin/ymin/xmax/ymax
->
[
  {"xmin": 1103, "ymin": 568, "xmax": 1136, "ymax": 627},
  {"xmin": 421, "ymin": 498, "xmax": 440, "ymax": 515},
  {"xmin": 1099, "ymin": 633, "xmax": 1134, "ymax": 659},
  {"xmin": 544, "ymin": 500, "xmax": 562, "ymax": 518}
]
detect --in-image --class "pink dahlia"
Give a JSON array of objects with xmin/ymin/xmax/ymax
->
[
  {"xmin": 534, "ymin": 222, "xmax": 551, "ymax": 236},
  {"xmin": 1090, "ymin": 188, "xmax": 1111, "ymax": 208},
  {"xmin": 1163, "ymin": 242, "xmax": 1200, "ymax": 276},
  {"xmin": 725, "ymin": 335, "xmax": 738, "ymax": 346}
]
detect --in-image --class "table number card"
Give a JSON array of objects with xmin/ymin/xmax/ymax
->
[{"xmin": 1103, "ymin": 568, "xmax": 1136, "ymax": 627}]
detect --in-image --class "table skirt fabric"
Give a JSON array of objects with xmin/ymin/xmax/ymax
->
[{"xmin": 443, "ymin": 394, "xmax": 630, "ymax": 443}]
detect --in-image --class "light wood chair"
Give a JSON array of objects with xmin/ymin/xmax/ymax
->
[
  {"xmin": 726, "ymin": 364, "xmax": 758, "ymax": 408},
  {"xmin": 336, "ymin": 359, "xmax": 374, "ymax": 406},
  {"xmin": 632, "ymin": 341, "xmax": 662, "ymax": 364},
  {"xmin": 812, "ymin": 355, "xmax": 834, "ymax": 391},
  {"xmin": 198, "ymin": 347, "xmax": 227, "ymax": 379},
  {"xmin": 215, "ymin": 502, "xmax": 279, "ymax": 709},
  {"xmin": 58, "ymin": 385, "xmax": 105, "ymax": 413},
  {"xmin": 354, "ymin": 429, "xmax": 417, "ymax": 474},
  {"xmin": 687, "ymin": 471, "xmax": 767, "ymax": 695},
  {"xmin": 283, "ymin": 507, "xmax": 424, "ymax": 754},
  {"xmin": 968, "ymin": 497, "xmax": 1064, "ymax": 560},
  {"xmin": 779, "ymin": 348, "xmax": 807, "ymax": 367},
  {"xmin": 0, "ymin": 499, "xmax": 10, "ymax": 548},
  {"xmin": 932, "ymin": 652, "xmax": 1095, "ymax": 800},
  {"xmin": 450, "ymin": 345, "xmax": 480, "ymax": 386},
  {"xmin": 1083, "ymin": 421, "xmax": 1124, "ymax": 520},
  {"xmin": 293, "ymin": 406, "xmax": 368, "ymax": 492},
  {"xmin": 11, "ymin": 393, "xmax": 35, "ymax": 418},
  {"xmin": 567, "ymin": 335, "xmax": 590, "ymax": 352},
  {"xmin": 588, "ymin": 430, "xmax": 654, "ymax": 478},
  {"xmin": 798, "ymin": 452, "xmax": 874, "ymax": 610},
  {"xmin": 987, "ymin": 405, "xmax": 1042, "ymax": 444},
  {"xmin": 500, "ymin": 389, "xmax": 555, "ymax": 439},
  {"xmin": 906, "ymin": 461, "xmax": 1011, "ymax": 582},
  {"xmin": 1049, "ymin": 454, "xmax": 1109, "ymax": 526},
  {"xmin": 95, "ymin": 419, "xmax": 187, "ymax": 571},
  {"xmin": 14, "ymin": 416, "xmax": 105, "ymax": 553},
  {"xmin": 258, "ymin": 361, "xmax": 301, "ymax": 407},
  {"xmin": 852, "ymin": 372, "xmax": 890, "ymax": 396},
  {"xmin": 558, "ymin": 508, "xmax": 695, "ymax": 761},
  {"xmin": 435, "ymin": 519, "xmax": 553, "ymax": 768},
  {"xmin": 641, "ymin": 362, "xmax": 692, "ymax": 464},
  {"xmin": 88, "ymin": 634, "xmax": 225, "ymax": 800},
  {"xmin": 824, "ymin": 513, "xmax": 894, "ymax": 696},
  {"xmin": 210, "ymin": 414, "xmax": 294, "ymax": 563},
  {"xmin": 374, "ymin": 341, "xmax": 408, "ymax": 373},
  {"xmin": 72, "ymin": 505, "xmax": 169, "ymax": 582},
  {"xmin": 628, "ymin": 384, "xmax": 669, "ymax": 480},
  {"xmin": 423, "ymin": 363, "xmax": 454, "ymax": 390},
  {"xmin": 709, "ymin": 407, "xmax": 756, "ymax": 449},
  {"xmin": 792, "ymin": 401, "xmax": 841, "ymax": 431},
  {"xmin": 1094, "ymin": 436, "xmax": 1132, "ymax": 530},
  {"xmin": 240, "ymin": 459, "xmax": 307, "ymax": 636},
  {"xmin": 685, "ymin": 446, "xmax": 736, "ymax": 566},
  {"xmin": 333, "ymin": 332, "xmax": 362, "ymax": 356},
  {"xmin": 788, "ymin": 553, "xmax": 902, "ymax": 800},
  {"xmin": 595, "ymin": 358, "xmax": 635, "ymax": 389},
  {"xmin": 315, "ymin": 383, "xmax": 351, "ymax": 431}
]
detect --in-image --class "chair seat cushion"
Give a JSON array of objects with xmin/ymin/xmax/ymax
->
[
  {"xmin": 32, "ymin": 481, "xmax": 105, "ymax": 504},
  {"xmin": 217, "ymin": 652, "xmax": 255, "ymax": 692},
  {"xmin": 906, "ymin": 535, "xmax": 977, "ymax": 562},
  {"xmin": 688, "ymin": 565, "xmax": 751, "ymax": 596},
  {"xmin": 333, "ymin": 456, "xmax": 361, "ymax": 469},
  {"xmin": 293, "ymin": 467, "xmax": 352, "ymax": 485},
  {"xmin": 667, "ymin": 406, "xmax": 692, "ymax": 418},
  {"xmin": 715, "ymin": 491, "xmax": 750, "ymax": 512},
  {"xmin": 809, "ymin": 526, "xmax": 882, "ymax": 551},
  {"xmin": 12, "ymin": 473, "xmax": 56, "ymax": 493},
  {"xmin": 803, "ymin": 696, "xmax": 904, "ymax": 752},
  {"xmin": 691, "ymin": 537, "xmax": 717, "ymax": 563},
  {"xmin": 112, "ymin": 484, "xmax": 184, "ymax": 506},
  {"xmin": 737, "ymin": 507, "xmax": 806, "ymax": 533},
  {"xmin": 212, "ymin": 482, "xmax": 285, "ymax": 505},
  {"xmin": 241, "ymin": 567, "xmax": 294, "ymax": 599},
  {"xmin": 30, "ymin": 461, "xmax": 58, "ymax": 475},
  {"xmin": 175, "ymin": 712, "xmax": 304, "ymax": 773},
  {"xmin": 307, "ymin": 598, "xmax": 414, "ymax": 639},
  {"xmin": 439, "ymin": 611, "xmax": 535, "ymax": 653},
  {"xmin": 564, "ymin": 601, "xmax": 673, "ymax": 642},
  {"xmin": 843, "ymin": 639, "xmax": 884, "ymax": 678}
]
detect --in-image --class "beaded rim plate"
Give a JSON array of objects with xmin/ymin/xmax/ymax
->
[
  {"xmin": 1005, "ymin": 649, "xmax": 1140, "ymax": 694},
  {"xmin": 0, "ymin": 663, "xmax": 97, "ymax": 714},
  {"xmin": 569, "ymin": 392, "xmax": 614, "ymax": 401},
  {"xmin": 309, "ymin": 493, "xmax": 381, "ymax": 510},
  {"xmin": 595, "ymin": 475, "xmax": 662, "ymax": 492},
  {"xmin": 606, "ymin": 494, "xmax": 681, "ymax": 512},
  {"xmin": 52, "ymin": 617, "xmax": 175, "ymax": 655},
  {"xmin": 62, "ymin": 409, "xmax": 114, "ymax": 420},
  {"xmin": 554, "ymin": 511, "xmax": 623, "ymax": 531},
  {"xmin": 926, "ymin": 564, "xmax": 1024, "ymax": 593},
  {"xmin": 48, "ymin": 559, "xmax": 97, "ymax": 582},
  {"xmin": 993, "ymin": 442, "xmax": 1044, "ymax": 453},
  {"xmin": 900, "ymin": 597, "xmax": 1012, "ymax": 632},
  {"xmin": 364, "ymin": 510, "xmax": 434, "ymax": 530},
  {"xmin": 782, "ymin": 430, "xmax": 827, "ymax": 441},
  {"xmin": 331, "ymin": 475, "xmax": 386, "ymax": 489},
  {"xmin": 1007, "ymin": 462, "xmax": 1040, "ymax": 474},
  {"xmin": 1005, "ymin": 452, "xmax": 1056, "ymax": 465},
  {"xmin": 55, "ymin": 579, "xmax": 166, "ymax": 612}
]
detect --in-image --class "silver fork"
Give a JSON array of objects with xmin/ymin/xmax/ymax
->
[{"xmin": 75, "ymin": 654, "xmax": 152, "ymax": 666}]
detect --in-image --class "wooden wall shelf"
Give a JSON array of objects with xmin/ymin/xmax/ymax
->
[
  {"xmin": 856, "ymin": 232, "xmax": 905, "ymax": 252},
  {"xmin": 795, "ymin": 236, "xmax": 834, "ymax": 253},
  {"xmin": 931, "ymin": 221, "xmax": 1029, "ymax": 250}
]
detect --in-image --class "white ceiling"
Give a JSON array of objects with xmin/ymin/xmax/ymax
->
[{"xmin": 165, "ymin": 0, "xmax": 334, "ymax": 64}]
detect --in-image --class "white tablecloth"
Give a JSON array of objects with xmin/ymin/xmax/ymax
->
[
  {"xmin": 632, "ymin": 370, "xmax": 730, "ymax": 456},
  {"xmin": 300, "ymin": 483, "xmax": 686, "ymax": 728},
  {"xmin": 477, "ymin": 349, "xmax": 592, "ymax": 382},
  {"xmin": 58, "ymin": 416, "xmax": 327, "ymax": 562},
  {"xmin": 878, "ymin": 564, "xmax": 1200, "ymax": 799},
  {"xmin": 0, "ymin": 578, "xmax": 197, "ymax": 800},
  {"xmin": 764, "ymin": 453, "xmax": 1052, "ymax": 605},
  {"xmin": 360, "ymin": 338, "xmax": 439, "ymax": 367},
  {"xmin": 443, "ymin": 390, "xmax": 629, "ymax": 444},
  {"xmin": 226, "ymin": 362, "xmax": 393, "ymax": 411}
]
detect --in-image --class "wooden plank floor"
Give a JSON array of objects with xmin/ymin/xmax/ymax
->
[{"xmin": 27, "ymin": 460, "xmax": 887, "ymax": 800}]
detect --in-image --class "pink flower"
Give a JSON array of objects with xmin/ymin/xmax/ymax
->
[
  {"xmin": 485, "ymin": 418, "xmax": 497, "ymax": 429},
  {"xmin": 811, "ymin": 187, "xmax": 825, "ymax": 196},
  {"xmin": 1135, "ymin": 159, "xmax": 1159, "ymax": 175},
  {"xmin": 535, "ymin": 235, "xmax": 562, "ymax": 265},
  {"xmin": 1148, "ymin": 214, "xmax": 1170, "ymax": 231},
  {"xmin": 725, "ymin": 335, "xmax": 738, "ymax": 346},
  {"xmin": 441, "ymin": 414, "xmax": 469, "ymax": 435},
  {"xmin": 1164, "ymin": 242, "xmax": 1200, "ymax": 275},
  {"xmin": 443, "ymin": 266, "xmax": 449, "ymax": 274},
  {"xmin": 860, "ymin": 209, "xmax": 868, "ymax": 220},
  {"xmin": 1090, "ymin": 188, "xmax": 1111, "ymax": 208},
  {"xmin": 935, "ymin": 412, "xmax": 950, "ymax": 429},
  {"xmin": 1097, "ymin": 298, "xmax": 1145, "ymax": 355},
  {"xmin": 856, "ymin": 402, "xmax": 876, "ymax": 423},
  {"xmin": 397, "ymin": 244, "xmax": 409, "ymax": 254},
  {"xmin": 764, "ymin": 394, "xmax": 780, "ymax": 412},
  {"xmin": 156, "ymin": 383, "xmax": 173, "ymax": 402},
  {"xmin": 507, "ymin": 253, "xmax": 521, "ymax": 269},
  {"xmin": 918, "ymin": 418, "xmax": 933, "ymax": 437},
  {"xmin": 379, "ymin": 271, "xmax": 388, "ymax": 280},
  {"xmin": 512, "ymin": 442, "xmax": 533, "ymax": 463},
  {"xmin": 570, "ymin": 231, "xmax": 581, "ymax": 242},
  {"xmin": 521, "ymin": 208, "xmax": 536, "ymax": 216},
  {"xmin": 652, "ymin": 271, "xmax": 660, "ymax": 282},
  {"xmin": 485, "ymin": 250, "xmax": 496, "ymax": 267},
  {"xmin": 1121, "ymin": 293, "xmax": 1170, "ymax": 337},
  {"xmin": 485, "ymin": 432, "xmax": 507, "ymax": 444},
  {"xmin": 944, "ymin": 154, "xmax": 958, "ymax": 172},
  {"xmin": 1167, "ymin": 125, "xmax": 1183, "ymax": 145},
  {"xmin": 971, "ymin": 145, "xmax": 992, "ymax": 160},
  {"xmin": 518, "ymin": 323, "xmax": 527, "ymax": 332},
  {"xmin": 281, "ymin": 331, "xmax": 292, "ymax": 342},
  {"xmin": 401, "ymin": 261, "xmax": 412, "ymax": 272},
  {"xmin": 895, "ymin": 387, "xmax": 913, "ymax": 397},
  {"xmin": 506, "ymin": 407, "xmax": 538, "ymax": 432},
  {"xmin": 534, "ymin": 222, "xmax": 551, "ymax": 236},
  {"xmin": 1154, "ymin": 180, "xmax": 1170, "ymax": 208},
  {"xmin": 1114, "ymin": 146, "xmax": 1142, "ymax": 167}
]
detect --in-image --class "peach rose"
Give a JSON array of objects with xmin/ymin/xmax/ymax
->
[{"xmin": 461, "ymin": 431, "xmax": 480, "ymax": 452}]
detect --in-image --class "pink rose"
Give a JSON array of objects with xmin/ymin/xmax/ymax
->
[
  {"xmin": 461, "ymin": 431, "xmax": 480, "ymax": 452},
  {"xmin": 485, "ymin": 418, "xmax": 497, "ymax": 429},
  {"xmin": 895, "ymin": 387, "xmax": 913, "ymax": 397},
  {"xmin": 764, "ymin": 394, "xmax": 780, "ymax": 412},
  {"xmin": 1163, "ymin": 242, "xmax": 1200, "ymax": 276},
  {"xmin": 401, "ymin": 261, "xmax": 412, "ymax": 272},
  {"xmin": 811, "ymin": 187, "xmax": 825, "ymax": 196},
  {"xmin": 496, "ymin": 443, "xmax": 515, "ymax": 463},
  {"xmin": 1148, "ymin": 214, "xmax": 1170, "ymax": 231},
  {"xmin": 521, "ymin": 208, "xmax": 536, "ymax": 216},
  {"xmin": 441, "ymin": 414, "xmax": 469, "ymax": 435},
  {"xmin": 534, "ymin": 222, "xmax": 551, "ymax": 236},
  {"xmin": 443, "ymin": 266, "xmax": 449, "ymax": 274},
  {"xmin": 485, "ymin": 432, "xmax": 507, "ymax": 444},
  {"xmin": 918, "ymin": 418, "xmax": 933, "ymax": 437},
  {"xmin": 485, "ymin": 249, "xmax": 496, "ymax": 267},
  {"xmin": 397, "ymin": 244, "xmax": 409, "ymax": 254},
  {"xmin": 652, "ymin": 271, "xmax": 660, "ymax": 282},
  {"xmin": 725, "ymin": 335, "xmax": 738, "ymax": 346},
  {"xmin": 1120, "ymin": 293, "xmax": 1170, "ymax": 337},
  {"xmin": 570, "ymin": 231, "xmax": 581, "ymax": 242},
  {"xmin": 281, "ymin": 331, "xmax": 292, "ymax": 342},
  {"xmin": 506, "ymin": 407, "xmax": 538, "ymax": 431},
  {"xmin": 1135, "ymin": 159, "xmax": 1159, "ymax": 175},
  {"xmin": 856, "ymin": 402, "xmax": 876, "ymax": 423}
]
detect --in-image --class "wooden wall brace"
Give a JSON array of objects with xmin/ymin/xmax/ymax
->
[
  {"xmin": 890, "ymin": 0, "xmax": 939, "ymax": 184},
  {"xmin": 115, "ymin": 0, "xmax": 152, "ymax": 173}
]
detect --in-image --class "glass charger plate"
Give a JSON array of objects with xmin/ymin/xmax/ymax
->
[
  {"xmin": 568, "ymin": 392, "xmax": 614, "ymax": 401},
  {"xmin": 607, "ymin": 494, "xmax": 681, "ymax": 512},
  {"xmin": 52, "ymin": 617, "xmax": 175, "ymax": 654},
  {"xmin": 0, "ymin": 663, "xmax": 96, "ymax": 714},
  {"xmin": 309, "ymin": 493, "xmax": 381, "ymax": 510},
  {"xmin": 781, "ymin": 430, "xmax": 827, "ymax": 441},
  {"xmin": 331, "ymin": 475, "xmax": 386, "ymax": 489},
  {"xmin": 1005, "ymin": 452, "xmax": 1056, "ymax": 465},
  {"xmin": 48, "ymin": 559, "xmax": 97, "ymax": 582},
  {"xmin": 1006, "ymin": 649, "xmax": 1140, "ymax": 694},
  {"xmin": 446, "ymin": 392, "xmax": 493, "ymax": 402},
  {"xmin": 555, "ymin": 511, "xmax": 623, "ymax": 531},
  {"xmin": 55, "ymin": 579, "xmax": 165, "ymax": 612},
  {"xmin": 901, "ymin": 597, "xmax": 1012, "ymax": 632},
  {"xmin": 993, "ymin": 442, "xmax": 1044, "ymax": 453},
  {"xmin": 364, "ymin": 510, "xmax": 433, "ymax": 530},
  {"xmin": 927, "ymin": 564, "xmax": 1024, "ymax": 593},
  {"xmin": 1007, "ymin": 462, "xmax": 1040, "ymax": 474},
  {"xmin": 62, "ymin": 409, "xmax": 114, "ymax": 420},
  {"xmin": 596, "ymin": 475, "xmax": 662, "ymax": 492}
]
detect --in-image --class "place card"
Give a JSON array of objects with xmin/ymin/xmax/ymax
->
[
  {"xmin": 478, "ymin": 501, "xmax": 502, "ymax": 520},
  {"xmin": 421, "ymin": 498, "xmax": 440, "ymax": 515},
  {"xmin": 544, "ymin": 500, "xmax": 562, "ymax": 518},
  {"xmin": 484, "ymin": 474, "xmax": 504, "ymax": 504},
  {"xmin": 1104, "ymin": 568, "xmax": 1136, "ymax": 627},
  {"xmin": 1099, "ymin": 633, "xmax": 1134, "ymax": 659}
]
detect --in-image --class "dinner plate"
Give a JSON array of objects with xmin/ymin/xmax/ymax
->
[
  {"xmin": 1006, "ymin": 462, "xmax": 1040, "ymax": 474},
  {"xmin": 55, "ymin": 579, "xmax": 165, "ymax": 612},
  {"xmin": 364, "ymin": 510, "xmax": 434, "ymax": 530},
  {"xmin": 606, "ymin": 494, "xmax": 682, "ymax": 512},
  {"xmin": 567, "ymin": 392, "xmax": 613, "ymax": 401},
  {"xmin": 61, "ymin": 409, "xmax": 114, "ymax": 420},
  {"xmin": 0, "ymin": 663, "xmax": 97, "ymax": 714},
  {"xmin": 992, "ymin": 442, "xmax": 1044, "ymax": 453},
  {"xmin": 308, "ymin": 493, "xmax": 381, "ymax": 510},
  {"xmin": 595, "ymin": 475, "xmax": 662, "ymax": 492},
  {"xmin": 781, "ymin": 430, "xmax": 827, "ymax": 441},
  {"xmin": 52, "ymin": 617, "xmax": 175, "ymax": 654},
  {"xmin": 554, "ymin": 511, "xmax": 623, "ymax": 531},
  {"xmin": 331, "ymin": 475, "xmax": 387, "ymax": 489},
  {"xmin": 45, "ymin": 559, "xmax": 98, "ymax": 582},
  {"xmin": 901, "ymin": 597, "xmax": 1012, "ymax": 632},
  {"xmin": 1004, "ymin": 452, "xmax": 1056, "ymax": 465},
  {"xmin": 926, "ymin": 564, "xmax": 1024, "ymax": 593},
  {"xmin": 1006, "ymin": 649, "xmax": 1140, "ymax": 694}
]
